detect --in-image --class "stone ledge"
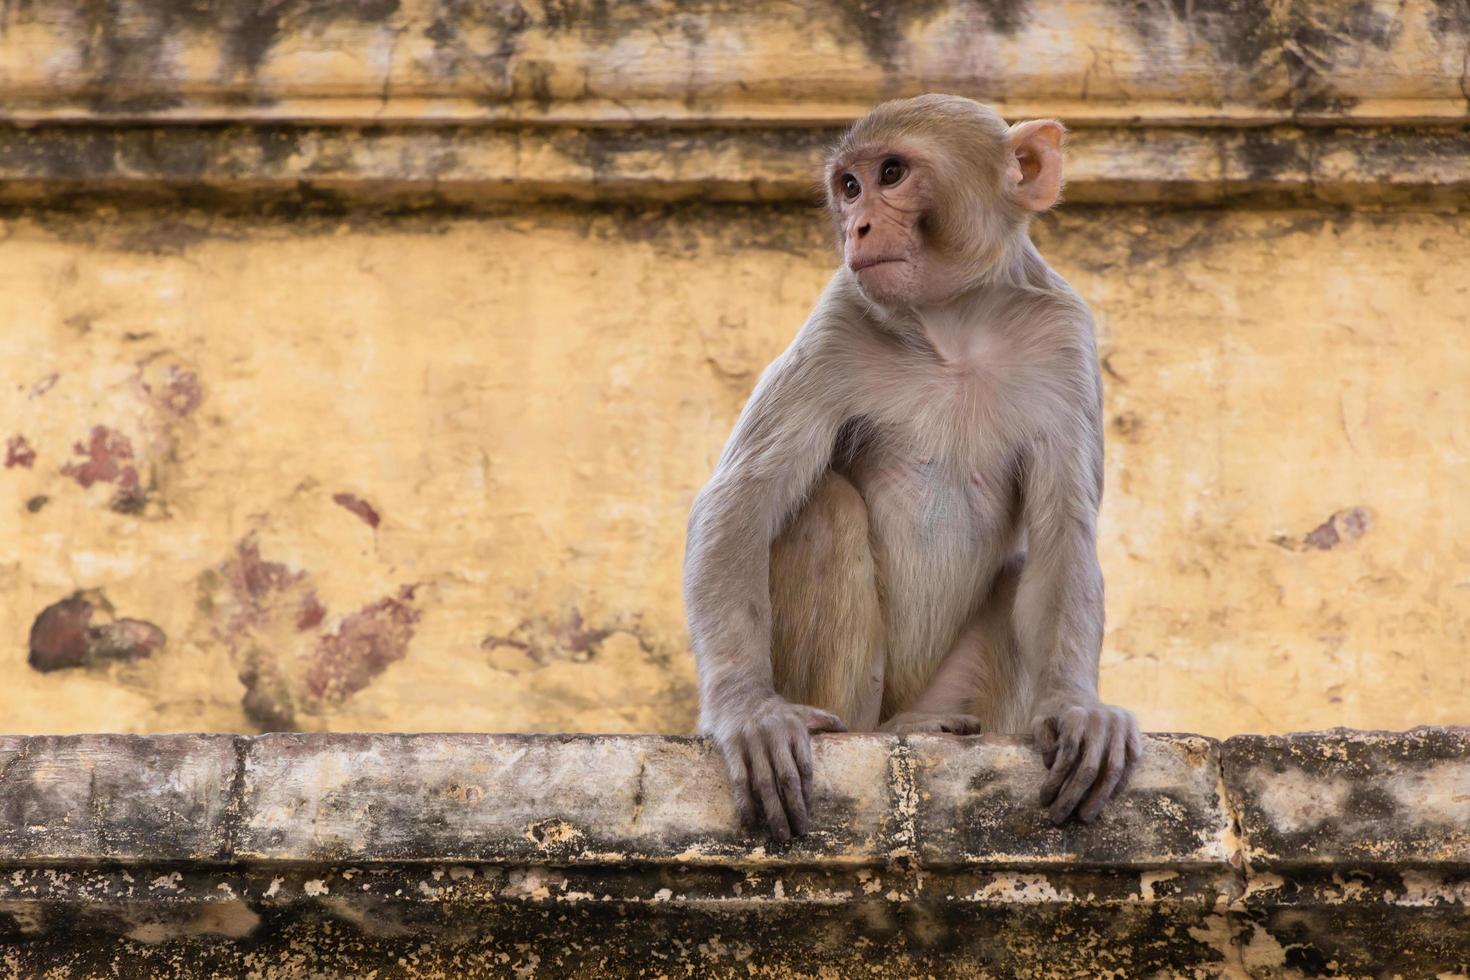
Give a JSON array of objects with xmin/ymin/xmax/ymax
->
[
  {"xmin": 1, "ymin": 0, "xmax": 1468, "ymax": 126},
  {"xmin": 2, "ymin": 1, "xmax": 1468, "ymax": 210},
  {"xmin": 0, "ymin": 729, "xmax": 1465, "ymax": 976},
  {"xmin": 1, "ymin": 123, "xmax": 1467, "ymax": 208}
]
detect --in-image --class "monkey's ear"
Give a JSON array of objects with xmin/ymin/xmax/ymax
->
[{"xmin": 1005, "ymin": 119, "xmax": 1066, "ymax": 212}]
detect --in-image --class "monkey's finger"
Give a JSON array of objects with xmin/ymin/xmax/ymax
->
[
  {"xmin": 1048, "ymin": 728, "xmax": 1107, "ymax": 825},
  {"xmin": 1032, "ymin": 716, "xmax": 1060, "ymax": 769},
  {"xmin": 791, "ymin": 724, "xmax": 815, "ymax": 815},
  {"xmin": 1038, "ymin": 718, "xmax": 1082, "ymax": 806},
  {"xmin": 801, "ymin": 707, "xmax": 848, "ymax": 734},
  {"xmin": 722, "ymin": 745, "xmax": 758, "ymax": 833},
  {"xmin": 1113, "ymin": 726, "xmax": 1145, "ymax": 798},
  {"xmin": 1076, "ymin": 730, "xmax": 1128, "ymax": 823},
  {"xmin": 748, "ymin": 747, "xmax": 792, "ymax": 844},
  {"xmin": 770, "ymin": 737, "xmax": 810, "ymax": 838}
]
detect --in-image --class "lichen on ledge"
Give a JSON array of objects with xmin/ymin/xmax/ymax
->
[{"xmin": 0, "ymin": 728, "xmax": 1465, "ymax": 977}]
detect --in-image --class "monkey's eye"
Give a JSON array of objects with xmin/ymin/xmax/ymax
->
[
  {"xmin": 841, "ymin": 173, "xmax": 861, "ymax": 199},
  {"xmin": 879, "ymin": 158, "xmax": 907, "ymax": 186}
]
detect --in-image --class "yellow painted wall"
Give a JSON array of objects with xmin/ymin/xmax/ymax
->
[{"xmin": 3, "ymin": 204, "xmax": 1466, "ymax": 737}]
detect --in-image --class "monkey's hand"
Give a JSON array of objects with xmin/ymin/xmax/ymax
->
[
  {"xmin": 713, "ymin": 697, "xmax": 848, "ymax": 844},
  {"xmin": 1030, "ymin": 702, "xmax": 1142, "ymax": 825},
  {"xmin": 879, "ymin": 711, "xmax": 984, "ymax": 735}
]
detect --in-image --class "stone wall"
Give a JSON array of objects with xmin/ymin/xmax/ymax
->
[
  {"xmin": 2, "ymin": 1, "xmax": 1468, "ymax": 739},
  {"xmin": 0, "ymin": 728, "xmax": 1466, "ymax": 976}
]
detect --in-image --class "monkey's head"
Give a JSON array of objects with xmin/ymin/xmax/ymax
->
[{"xmin": 825, "ymin": 94, "xmax": 1066, "ymax": 309}]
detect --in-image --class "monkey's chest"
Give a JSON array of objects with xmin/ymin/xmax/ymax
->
[
  {"xmin": 848, "ymin": 441, "xmax": 1021, "ymax": 684},
  {"xmin": 848, "ymin": 413, "xmax": 1021, "ymax": 551}
]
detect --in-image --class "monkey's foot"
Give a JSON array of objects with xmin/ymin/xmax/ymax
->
[{"xmin": 879, "ymin": 712, "xmax": 984, "ymax": 735}]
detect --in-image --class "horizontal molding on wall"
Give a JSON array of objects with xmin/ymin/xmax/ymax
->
[
  {"xmin": 0, "ymin": 729, "xmax": 1466, "ymax": 975},
  {"xmin": 0, "ymin": 1, "xmax": 1466, "ymax": 207},
  {"xmin": 1, "ymin": 122, "xmax": 1466, "ymax": 207},
  {"xmin": 0, "ymin": 0, "xmax": 1468, "ymax": 127}
]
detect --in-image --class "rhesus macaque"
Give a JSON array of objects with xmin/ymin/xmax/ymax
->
[{"xmin": 684, "ymin": 94, "xmax": 1141, "ymax": 841}]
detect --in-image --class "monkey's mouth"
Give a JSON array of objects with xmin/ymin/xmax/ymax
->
[{"xmin": 850, "ymin": 257, "xmax": 906, "ymax": 273}]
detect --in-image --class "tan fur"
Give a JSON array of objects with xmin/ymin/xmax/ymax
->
[{"xmin": 769, "ymin": 472, "xmax": 884, "ymax": 730}]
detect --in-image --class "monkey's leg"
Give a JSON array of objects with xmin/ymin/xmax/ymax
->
[
  {"xmin": 769, "ymin": 472, "xmax": 885, "ymax": 731},
  {"xmin": 881, "ymin": 554, "xmax": 1031, "ymax": 735}
]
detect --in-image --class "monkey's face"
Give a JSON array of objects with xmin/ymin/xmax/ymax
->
[{"xmin": 830, "ymin": 149, "xmax": 971, "ymax": 309}]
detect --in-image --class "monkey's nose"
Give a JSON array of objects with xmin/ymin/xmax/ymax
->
[{"xmin": 856, "ymin": 222, "xmax": 871, "ymax": 239}]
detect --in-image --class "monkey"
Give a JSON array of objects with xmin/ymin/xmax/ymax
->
[{"xmin": 683, "ymin": 94, "xmax": 1142, "ymax": 842}]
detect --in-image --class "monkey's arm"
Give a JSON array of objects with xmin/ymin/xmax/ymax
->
[
  {"xmin": 684, "ymin": 331, "xmax": 852, "ymax": 842},
  {"xmin": 1016, "ymin": 421, "xmax": 1142, "ymax": 825}
]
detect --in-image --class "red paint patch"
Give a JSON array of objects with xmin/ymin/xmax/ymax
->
[
  {"xmin": 28, "ymin": 591, "xmax": 165, "ymax": 672},
  {"xmin": 332, "ymin": 493, "xmax": 381, "ymax": 529},
  {"xmin": 557, "ymin": 608, "xmax": 614, "ymax": 656},
  {"xmin": 209, "ymin": 537, "xmax": 320, "ymax": 730},
  {"xmin": 28, "ymin": 594, "xmax": 94, "ymax": 671},
  {"xmin": 1304, "ymin": 507, "xmax": 1373, "ymax": 551},
  {"xmin": 1303, "ymin": 519, "xmax": 1340, "ymax": 551},
  {"xmin": 305, "ymin": 586, "xmax": 420, "ymax": 703},
  {"xmin": 61, "ymin": 426, "xmax": 139, "ymax": 489},
  {"xmin": 144, "ymin": 364, "xmax": 204, "ymax": 417},
  {"xmin": 216, "ymin": 537, "xmax": 312, "ymax": 634},
  {"xmin": 5, "ymin": 435, "xmax": 36, "ymax": 469},
  {"xmin": 296, "ymin": 591, "xmax": 327, "ymax": 631}
]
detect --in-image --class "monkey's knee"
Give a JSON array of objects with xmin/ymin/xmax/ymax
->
[
  {"xmin": 770, "ymin": 472, "xmax": 884, "ymax": 726},
  {"xmin": 771, "ymin": 472, "xmax": 875, "ymax": 616},
  {"xmin": 775, "ymin": 472, "xmax": 870, "ymax": 560}
]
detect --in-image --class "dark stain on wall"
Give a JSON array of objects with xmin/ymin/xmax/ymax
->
[
  {"xmin": 1034, "ymin": 206, "xmax": 1341, "ymax": 273},
  {"xmin": 1303, "ymin": 506, "xmax": 1372, "ymax": 550},
  {"xmin": 221, "ymin": 0, "xmax": 403, "ymax": 81},
  {"xmin": 825, "ymin": 0, "xmax": 950, "ymax": 66},
  {"xmin": 1236, "ymin": 131, "xmax": 1310, "ymax": 181},
  {"xmin": 1106, "ymin": 0, "xmax": 1282, "ymax": 73},
  {"xmin": 0, "ymin": 0, "xmax": 405, "ymax": 111},
  {"xmin": 424, "ymin": 0, "xmax": 532, "ymax": 99},
  {"xmin": 1287, "ymin": 0, "xmax": 1405, "ymax": 112},
  {"xmin": 28, "ymin": 590, "xmax": 165, "ymax": 672},
  {"xmin": 333, "ymin": 492, "xmax": 382, "ymax": 529},
  {"xmin": 482, "ymin": 608, "xmax": 659, "ymax": 671},
  {"xmin": 1429, "ymin": 0, "xmax": 1470, "ymax": 35},
  {"xmin": 4, "ymin": 434, "xmax": 35, "ymax": 468}
]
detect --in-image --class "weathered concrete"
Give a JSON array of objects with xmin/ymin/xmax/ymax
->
[
  {"xmin": 1, "ymin": 123, "xmax": 1465, "ymax": 206},
  {"xmin": 2, "ymin": 0, "xmax": 1469, "ymax": 125},
  {"xmin": 0, "ymin": 729, "xmax": 1463, "ymax": 976},
  {"xmin": 2, "ymin": 0, "xmax": 1469, "ymax": 796},
  {"xmin": 1, "ymin": 0, "xmax": 1466, "ymax": 207}
]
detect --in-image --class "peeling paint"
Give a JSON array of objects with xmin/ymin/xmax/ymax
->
[
  {"xmin": 1303, "ymin": 506, "xmax": 1373, "ymax": 550},
  {"xmin": 205, "ymin": 538, "xmax": 420, "ymax": 729},
  {"xmin": 331, "ymin": 492, "xmax": 381, "ymax": 528},
  {"xmin": 138, "ymin": 360, "xmax": 203, "ymax": 417},
  {"xmin": 305, "ymin": 585, "xmax": 420, "ymax": 703},
  {"xmin": 3, "ymin": 435, "xmax": 35, "ymax": 469},
  {"xmin": 27, "ymin": 591, "xmax": 165, "ymax": 672},
  {"xmin": 60, "ymin": 425, "xmax": 139, "ymax": 490}
]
